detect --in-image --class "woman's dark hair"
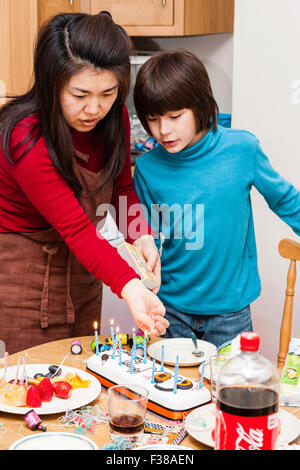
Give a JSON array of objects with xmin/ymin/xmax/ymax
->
[
  {"xmin": 0, "ymin": 11, "xmax": 132, "ymax": 196},
  {"xmin": 133, "ymin": 49, "xmax": 219, "ymax": 136}
]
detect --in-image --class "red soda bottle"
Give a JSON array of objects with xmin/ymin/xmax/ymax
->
[{"xmin": 215, "ymin": 332, "xmax": 280, "ymax": 450}]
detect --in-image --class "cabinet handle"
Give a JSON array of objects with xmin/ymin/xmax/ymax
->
[
  {"xmin": 162, "ymin": 0, "xmax": 166, "ymax": 6},
  {"xmin": 70, "ymin": 0, "xmax": 73, "ymax": 5}
]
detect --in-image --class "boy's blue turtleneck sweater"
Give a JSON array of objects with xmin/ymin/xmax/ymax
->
[{"xmin": 134, "ymin": 126, "xmax": 300, "ymax": 315}]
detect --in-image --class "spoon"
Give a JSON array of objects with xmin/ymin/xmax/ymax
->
[{"xmin": 191, "ymin": 332, "xmax": 204, "ymax": 357}]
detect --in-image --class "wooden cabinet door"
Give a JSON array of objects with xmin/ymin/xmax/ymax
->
[
  {"xmin": 90, "ymin": 0, "xmax": 174, "ymax": 26},
  {"xmin": 0, "ymin": 0, "xmax": 37, "ymax": 99},
  {"xmin": 38, "ymin": 0, "xmax": 82, "ymax": 27},
  {"xmin": 89, "ymin": 0, "xmax": 234, "ymax": 36}
]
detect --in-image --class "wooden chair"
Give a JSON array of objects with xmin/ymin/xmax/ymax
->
[{"xmin": 277, "ymin": 238, "xmax": 300, "ymax": 368}]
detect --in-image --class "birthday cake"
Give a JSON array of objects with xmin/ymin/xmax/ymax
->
[{"xmin": 86, "ymin": 348, "xmax": 211, "ymax": 420}]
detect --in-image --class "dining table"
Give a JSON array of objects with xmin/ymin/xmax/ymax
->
[{"xmin": 0, "ymin": 335, "xmax": 299, "ymax": 451}]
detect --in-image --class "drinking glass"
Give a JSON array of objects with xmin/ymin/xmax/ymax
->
[
  {"xmin": 107, "ymin": 384, "xmax": 149, "ymax": 443},
  {"xmin": 209, "ymin": 352, "xmax": 231, "ymax": 401}
]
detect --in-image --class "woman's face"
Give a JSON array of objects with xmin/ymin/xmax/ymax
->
[{"xmin": 60, "ymin": 68, "xmax": 119, "ymax": 132}]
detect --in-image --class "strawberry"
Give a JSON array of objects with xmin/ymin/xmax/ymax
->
[
  {"xmin": 52, "ymin": 381, "xmax": 73, "ymax": 399},
  {"xmin": 37, "ymin": 377, "xmax": 53, "ymax": 402},
  {"xmin": 26, "ymin": 384, "xmax": 42, "ymax": 408}
]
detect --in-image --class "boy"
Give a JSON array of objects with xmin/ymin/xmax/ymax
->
[{"xmin": 133, "ymin": 49, "xmax": 300, "ymax": 347}]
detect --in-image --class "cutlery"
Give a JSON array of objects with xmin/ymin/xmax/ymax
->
[{"xmin": 191, "ymin": 333, "xmax": 204, "ymax": 357}]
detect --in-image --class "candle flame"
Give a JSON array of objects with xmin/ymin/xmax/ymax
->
[
  {"xmin": 116, "ymin": 326, "xmax": 119, "ymax": 333},
  {"xmin": 110, "ymin": 319, "xmax": 114, "ymax": 326},
  {"xmin": 93, "ymin": 321, "xmax": 98, "ymax": 330}
]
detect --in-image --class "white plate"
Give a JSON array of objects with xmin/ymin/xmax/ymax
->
[
  {"xmin": 135, "ymin": 444, "xmax": 194, "ymax": 450},
  {"xmin": 184, "ymin": 403, "xmax": 216, "ymax": 448},
  {"xmin": 0, "ymin": 364, "xmax": 101, "ymax": 415},
  {"xmin": 147, "ymin": 339, "xmax": 216, "ymax": 367},
  {"xmin": 184, "ymin": 404, "xmax": 300, "ymax": 449},
  {"xmin": 9, "ymin": 432, "xmax": 98, "ymax": 450},
  {"xmin": 276, "ymin": 409, "xmax": 300, "ymax": 448}
]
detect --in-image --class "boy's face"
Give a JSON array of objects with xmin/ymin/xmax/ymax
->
[{"xmin": 146, "ymin": 109, "xmax": 203, "ymax": 153}]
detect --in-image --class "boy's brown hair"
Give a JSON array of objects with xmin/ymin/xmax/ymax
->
[{"xmin": 133, "ymin": 49, "xmax": 219, "ymax": 136}]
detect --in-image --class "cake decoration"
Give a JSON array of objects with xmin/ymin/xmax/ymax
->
[
  {"xmin": 154, "ymin": 372, "xmax": 172, "ymax": 383},
  {"xmin": 160, "ymin": 345, "xmax": 165, "ymax": 371},
  {"xmin": 200, "ymin": 360, "xmax": 206, "ymax": 388},
  {"xmin": 173, "ymin": 355, "xmax": 179, "ymax": 394},
  {"xmin": 151, "ymin": 359, "xmax": 156, "ymax": 383},
  {"xmin": 86, "ymin": 346, "xmax": 210, "ymax": 420}
]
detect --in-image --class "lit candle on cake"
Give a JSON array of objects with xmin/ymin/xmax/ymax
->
[
  {"xmin": 151, "ymin": 358, "xmax": 156, "ymax": 383},
  {"xmin": 132, "ymin": 328, "xmax": 137, "ymax": 359},
  {"xmin": 112, "ymin": 326, "xmax": 118, "ymax": 359},
  {"xmin": 173, "ymin": 355, "xmax": 179, "ymax": 394},
  {"xmin": 110, "ymin": 319, "xmax": 115, "ymax": 342},
  {"xmin": 143, "ymin": 330, "xmax": 147, "ymax": 364},
  {"xmin": 160, "ymin": 345, "xmax": 164, "ymax": 371},
  {"xmin": 93, "ymin": 321, "xmax": 99, "ymax": 356}
]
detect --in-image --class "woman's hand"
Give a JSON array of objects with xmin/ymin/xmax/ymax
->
[
  {"xmin": 121, "ymin": 278, "xmax": 169, "ymax": 337},
  {"xmin": 133, "ymin": 235, "xmax": 161, "ymax": 294}
]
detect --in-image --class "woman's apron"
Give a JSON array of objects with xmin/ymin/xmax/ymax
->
[{"xmin": 0, "ymin": 153, "xmax": 113, "ymax": 354}]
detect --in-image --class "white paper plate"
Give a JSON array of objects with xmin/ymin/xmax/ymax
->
[
  {"xmin": 135, "ymin": 444, "xmax": 194, "ymax": 450},
  {"xmin": 9, "ymin": 432, "xmax": 98, "ymax": 450},
  {"xmin": 184, "ymin": 403, "xmax": 300, "ymax": 449},
  {"xmin": 184, "ymin": 403, "xmax": 215, "ymax": 448},
  {"xmin": 0, "ymin": 364, "xmax": 101, "ymax": 415},
  {"xmin": 276, "ymin": 409, "xmax": 300, "ymax": 448},
  {"xmin": 147, "ymin": 339, "xmax": 216, "ymax": 367}
]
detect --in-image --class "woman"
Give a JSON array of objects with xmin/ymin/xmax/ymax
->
[{"xmin": 0, "ymin": 11, "xmax": 168, "ymax": 354}]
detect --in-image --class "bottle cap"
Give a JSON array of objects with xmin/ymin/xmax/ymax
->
[
  {"xmin": 38, "ymin": 424, "xmax": 47, "ymax": 432},
  {"xmin": 240, "ymin": 332, "xmax": 260, "ymax": 351}
]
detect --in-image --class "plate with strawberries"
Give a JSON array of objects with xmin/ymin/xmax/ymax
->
[{"xmin": 0, "ymin": 364, "xmax": 101, "ymax": 415}]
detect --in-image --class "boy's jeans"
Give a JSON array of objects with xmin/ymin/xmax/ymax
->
[{"xmin": 162, "ymin": 304, "xmax": 253, "ymax": 348}]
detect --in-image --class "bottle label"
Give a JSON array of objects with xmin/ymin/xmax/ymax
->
[{"xmin": 215, "ymin": 408, "xmax": 280, "ymax": 450}]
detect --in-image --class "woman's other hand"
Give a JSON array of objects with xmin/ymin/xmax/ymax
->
[
  {"xmin": 133, "ymin": 235, "xmax": 161, "ymax": 294},
  {"xmin": 121, "ymin": 278, "xmax": 169, "ymax": 337}
]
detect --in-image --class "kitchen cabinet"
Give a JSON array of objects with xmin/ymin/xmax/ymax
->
[
  {"xmin": 90, "ymin": 0, "xmax": 234, "ymax": 36},
  {"xmin": 38, "ymin": 0, "xmax": 234, "ymax": 36},
  {"xmin": 0, "ymin": 0, "xmax": 37, "ymax": 100},
  {"xmin": 37, "ymin": 0, "xmax": 90, "ymax": 27},
  {"xmin": 0, "ymin": 0, "xmax": 234, "ymax": 100}
]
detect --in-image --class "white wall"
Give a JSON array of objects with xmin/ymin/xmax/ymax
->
[
  {"xmin": 232, "ymin": 0, "xmax": 300, "ymax": 362},
  {"xmin": 101, "ymin": 284, "xmax": 136, "ymax": 335},
  {"xmin": 153, "ymin": 33, "xmax": 234, "ymax": 114}
]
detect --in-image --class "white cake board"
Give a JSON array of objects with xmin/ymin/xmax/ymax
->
[{"xmin": 86, "ymin": 348, "xmax": 211, "ymax": 420}]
